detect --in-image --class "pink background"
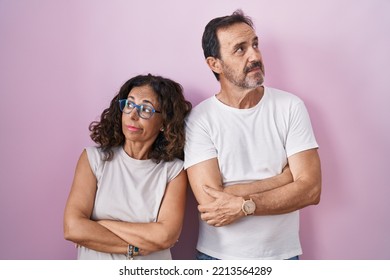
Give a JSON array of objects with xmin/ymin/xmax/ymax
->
[{"xmin": 0, "ymin": 0, "xmax": 389, "ymax": 260}]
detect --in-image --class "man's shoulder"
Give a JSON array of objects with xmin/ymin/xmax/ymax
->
[
  {"xmin": 186, "ymin": 96, "xmax": 215, "ymax": 118},
  {"xmin": 193, "ymin": 95, "xmax": 215, "ymax": 109},
  {"xmin": 265, "ymin": 86, "xmax": 303, "ymax": 104}
]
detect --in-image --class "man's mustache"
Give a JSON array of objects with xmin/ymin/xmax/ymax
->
[{"xmin": 245, "ymin": 61, "xmax": 263, "ymax": 73}]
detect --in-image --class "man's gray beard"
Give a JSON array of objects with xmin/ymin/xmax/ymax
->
[
  {"xmin": 230, "ymin": 72, "xmax": 264, "ymax": 89},
  {"xmin": 222, "ymin": 62, "xmax": 264, "ymax": 89},
  {"xmin": 241, "ymin": 72, "xmax": 264, "ymax": 89}
]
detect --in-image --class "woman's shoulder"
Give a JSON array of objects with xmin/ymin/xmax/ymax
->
[
  {"xmin": 163, "ymin": 158, "xmax": 184, "ymax": 182},
  {"xmin": 85, "ymin": 146, "xmax": 121, "ymax": 160},
  {"xmin": 161, "ymin": 157, "xmax": 184, "ymax": 169},
  {"xmin": 85, "ymin": 146, "xmax": 100, "ymax": 159}
]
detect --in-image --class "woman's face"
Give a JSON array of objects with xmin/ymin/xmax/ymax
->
[{"xmin": 121, "ymin": 85, "xmax": 163, "ymax": 147}]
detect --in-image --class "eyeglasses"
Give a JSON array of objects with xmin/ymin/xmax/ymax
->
[{"xmin": 119, "ymin": 99, "xmax": 161, "ymax": 119}]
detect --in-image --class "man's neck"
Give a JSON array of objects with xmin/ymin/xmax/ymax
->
[{"xmin": 216, "ymin": 85, "xmax": 264, "ymax": 109}]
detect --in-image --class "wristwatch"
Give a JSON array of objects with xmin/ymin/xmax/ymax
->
[{"xmin": 241, "ymin": 198, "xmax": 256, "ymax": 215}]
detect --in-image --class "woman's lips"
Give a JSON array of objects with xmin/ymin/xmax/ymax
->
[{"xmin": 126, "ymin": 125, "xmax": 141, "ymax": 132}]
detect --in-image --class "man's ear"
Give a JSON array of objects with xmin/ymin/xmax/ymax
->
[{"xmin": 206, "ymin": 57, "xmax": 222, "ymax": 75}]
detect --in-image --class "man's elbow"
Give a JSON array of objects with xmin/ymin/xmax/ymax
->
[{"xmin": 310, "ymin": 181, "xmax": 321, "ymax": 205}]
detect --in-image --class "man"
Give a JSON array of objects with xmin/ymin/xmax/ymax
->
[{"xmin": 184, "ymin": 10, "xmax": 321, "ymax": 260}]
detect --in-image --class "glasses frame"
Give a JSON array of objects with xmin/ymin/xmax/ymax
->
[{"xmin": 118, "ymin": 99, "xmax": 161, "ymax": 120}]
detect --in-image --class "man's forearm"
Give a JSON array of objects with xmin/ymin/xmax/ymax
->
[
  {"xmin": 250, "ymin": 150, "xmax": 322, "ymax": 215},
  {"xmin": 250, "ymin": 178, "xmax": 321, "ymax": 215},
  {"xmin": 224, "ymin": 166, "xmax": 293, "ymax": 197}
]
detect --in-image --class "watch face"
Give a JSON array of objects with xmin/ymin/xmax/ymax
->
[{"xmin": 243, "ymin": 199, "xmax": 256, "ymax": 215}]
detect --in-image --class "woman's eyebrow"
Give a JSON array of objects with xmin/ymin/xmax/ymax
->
[
  {"xmin": 141, "ymin": 100, "xmax": 154, "ymax": 105},
  {"xmin": 127, "ymin": 95, "xmax": 156, "ymax": 106}
]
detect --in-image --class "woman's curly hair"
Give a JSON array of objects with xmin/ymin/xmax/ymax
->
[{"xmin": 89, "ymin": 74, "xmax": 192, "ymax": 162}]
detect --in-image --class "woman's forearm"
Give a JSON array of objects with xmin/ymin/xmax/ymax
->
[
  {"xmin": 98, "ymin": 220, "xmax": 179, "ymax": 252},
  {"xmin": 64, "ymin": 217, "xmax": 128, "ymax": 254}
]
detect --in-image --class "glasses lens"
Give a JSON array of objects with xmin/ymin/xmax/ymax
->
[
  {"xmin": 119, "ymin": 100, "xmax": 135, "ymax": 114},
  {"xmin": 119, "ymin": 99, "xmax": 126, "ymax": 112},
  {"xmin": 119, "ymin": 100, "xmax": 156, "ymax": 119},
  {"xmin": 139, "ymin": 105, "xmax": 154, "ymax": 119}
]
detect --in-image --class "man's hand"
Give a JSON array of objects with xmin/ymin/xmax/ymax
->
[{"xmin": 198, "ymin": 186, "xmax": 244, "ymax": 227}]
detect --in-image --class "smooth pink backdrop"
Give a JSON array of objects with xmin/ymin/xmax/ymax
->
[{"xmin": 1, "ymin": 0, "xmax": 389, "ymax": 259}]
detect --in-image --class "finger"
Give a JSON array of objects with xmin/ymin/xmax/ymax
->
[
  {"xmin": 202, "ymin": 210, "xmax": 228, "ymax": 226},
  {"xmin": 206, "ymin": 218, "xmax": 218, "ymax": 226},
  {"xmin": 198, "ymin": 203, "xmax": 214, "ymax": 213},
  {"xmin": 139, "ymin": 249, "xmax": 150, "ymax": 256},
  {"xmin": 206, "ymin": 218, "xmax": 226, "ymax": 227},
  {"xmin": 200, "ymin": 211, "xmax": 216, "ymax": 221}
]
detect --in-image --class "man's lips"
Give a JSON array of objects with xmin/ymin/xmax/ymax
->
[
  {"xmin": 247, "ymin": 66, "xmax": 261, "ymax": 73},
  {"xmin": 245, "ymin": 62, "xmax": 263, "ymax": 74}
]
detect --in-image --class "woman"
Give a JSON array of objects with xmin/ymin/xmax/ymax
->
[{"xmin": 64, "ymin": 74, "xmax": 192, "ymax": 259}]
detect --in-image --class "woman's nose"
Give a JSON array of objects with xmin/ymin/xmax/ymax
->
[{"xmin": 129, "ymin": 108, "xmax": 139, "ymax": 120}]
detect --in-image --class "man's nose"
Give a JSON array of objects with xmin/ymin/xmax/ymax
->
[{"xmin": 248, "ymin": 47, "xmax": 261, "ymax": 62}]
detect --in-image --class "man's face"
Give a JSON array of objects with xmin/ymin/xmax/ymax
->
[{"xmin": 217, "ymin": 23, "xmax": 265, "ymax": 89}]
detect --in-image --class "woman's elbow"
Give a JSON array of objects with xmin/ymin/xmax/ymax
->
[
  {"xmin": 63, "ymin": 217, "xmax": 81, "ymax": 242},
  {"xmin": 153, "ymin": 229, "xmax": 181, "ymax": 250},
  {"xmin": 63, "ymin": 224, "xmax": 74, "ymax": 242}
]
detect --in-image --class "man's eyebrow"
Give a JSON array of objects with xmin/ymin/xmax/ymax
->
[
  {"xmin": 232, "ymin": 36, "xmax": 259, "ymax": 50},
  {"xmin": 232, "ymin": 41, "xmax": 246, "ymax": 50}
]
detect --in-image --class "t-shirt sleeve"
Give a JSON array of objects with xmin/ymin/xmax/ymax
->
[
  {"xmin": 183, "ymin": 113, "xmax": 218, "ymax": 169},
  {"xmin": 167, "ymin": 159, "xmax": 184, "ymax": 182},
  {"xmin": 285, "ymin": 101, "xmax": 319, "ymax": 157},
  {"xmin": 85, "ymin": 146, "xmax": 104, "ymax": 180}
]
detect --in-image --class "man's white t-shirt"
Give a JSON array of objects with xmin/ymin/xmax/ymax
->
[{"xmin": 184, "ymin": 87, "xmax": 318, "ymax": 259}]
